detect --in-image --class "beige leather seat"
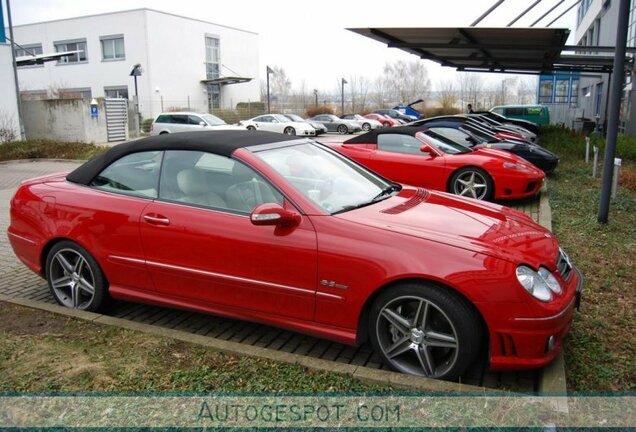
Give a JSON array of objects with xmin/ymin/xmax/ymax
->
[{"xmin": 176, "ymin": 168, "xmax": 226, "ymax": 208}]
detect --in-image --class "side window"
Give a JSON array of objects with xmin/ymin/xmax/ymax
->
[
  {"xmin": 171, "ymin": 115, "xmax": 187, "ymax": 124},
  {"xmin": 377, "ymin": 134, "xmax": 422, "ymax": 155},
  {"xmin": 492, "ymin": 108, "xmax": 504, "ymax": 115},
  {"xmin": 159, "ymin": 150, "xmax": 283, "ymax": 213},
  {"xmin": 155, "ymin": 115, "xmax": 170, "ymax": 124},
  {"xmin": 506, "ymin": 107, "xmax": 524, "ymax": 116},
  {"xmin": 90, "ymin": 151, "xmax": 161, "ymax": 198},
  {"xmin": 188, "ymin": 115, "xmax": 203, "ymax": 125},
  {"xmin": 253, "ymin": 116, "xmax": 264, "ymax": 122}
]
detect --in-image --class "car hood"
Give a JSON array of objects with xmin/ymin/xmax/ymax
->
[{"xmin": 335, "ymin": 187, "xmax": 558, "ymax": 267}]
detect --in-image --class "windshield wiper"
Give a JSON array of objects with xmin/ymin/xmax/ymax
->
[{"xmin": 372, "ymin": 184, "xmax": 402, "ymax": 202}]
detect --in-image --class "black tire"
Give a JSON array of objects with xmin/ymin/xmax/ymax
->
[
  {"xmin": 45, "ymin": 240, "xmax": 110, "ymax": 312},
  {"xmin": 159, "ymin": 131, "xmax": 169, "ymax": 135},
  {"xmin": 337, "ymin": 124, "xmax": 348, "ymax": 134},
  {"xmin": 448, "ymin": 167, "xmax": 494, "ymax": 201},
  {"xmin": 283, "ymin": 126, "xmax": 296, "ymax": 136},
  {"xmin": 362, "ymin": 122, "xmax": 371, "ymax": 131},
  {"xmin": 246, "ymin": 125, "xmax": 256, "ymax": 131},
  {"xmin": 382, "ymin": 122, "xmax": 390, "ymax": 128},
  {"xmin": 368, "ymin": 282, "xmax": 482, "ymax": 380}
]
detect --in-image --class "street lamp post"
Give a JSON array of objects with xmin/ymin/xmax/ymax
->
[
  {"xmin": 129, "ymin": 63, "xmax": 143, "ymax": 136},
  {"xmin": 313, "ymin": 89, "xmax": 318, "ymax": 107},
  {"xmin": 266, "ymin": 66, "xmax": 274, "ymax": 113},
  {"xmin": 341, "ymin": 78, "xmax": 347, "ymax": 116}
]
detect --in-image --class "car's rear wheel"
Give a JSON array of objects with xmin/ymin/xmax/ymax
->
[
  {"xmin": 246, "ymin": 125, "xmax": 256, "ymax": 131},
  {"xmin": 337, "ymin": 124, "xmax": 348, "ymax": 134},
  {"xmin": 369, "ymin": 283, "xmax": 482, "ymax": 380},
  {"xmin": 362, "ymin": 122, "xmax": 371, "ymax": 131},
  {"xmin": 382, "ymin": 122, "xmax": 390, "ymax": 128},
  {"xmin": 159, "ymin": 131, "xmax": 169, "ymax": 135},
  {"xmin": 45, "ymin": 241, "xmax": 109, "ymax": 312},
  {"xmin": 283, "ymin": 126, "xmax": 296, "ymax": 136},
  {"xmin": 449, "ymin": 167, "xmax": 493, "ymax": 201}
]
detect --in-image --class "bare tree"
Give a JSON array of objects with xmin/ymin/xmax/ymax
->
[
  {"xmin": 269, "ymin": 66, "xmax": 292, "ymax": 111},
  {"xmin": 0, "ymin": 110, "xmax": 17, "ymax": 143},
  {"xmin": 382, "ymin": 60, "xmax": 431, "ymax": 105},
  {"xmin": 437, "ymin": 79, "xmax": 458, "ymax": 110},
  {"xmin": 371, "ymin": 76, "xmax": 389, "ymax": 108},
  {"xmin": 456, "ymin": 73, "xmax": 485, "ymax": 111},
  {"xmin": 517, "ymin": 77, "xmax": 537, "ymax": 104}
]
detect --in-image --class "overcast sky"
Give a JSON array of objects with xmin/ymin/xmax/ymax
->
[{"xmin": 5, "ymin": 0, "xmax": 578, "ymax": 92}]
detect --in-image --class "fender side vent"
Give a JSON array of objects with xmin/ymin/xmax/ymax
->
[{"xmin": 381, "ymin": 188, "xmax": 430, "ymax": 215}]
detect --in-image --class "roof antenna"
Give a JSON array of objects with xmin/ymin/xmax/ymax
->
[{"xmin": 470, "ymin": 0, "xmax": 506, "ymax": 26}]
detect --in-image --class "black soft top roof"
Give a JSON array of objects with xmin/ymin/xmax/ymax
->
[
  {"xmin": 67, "ymin": 130, "xmax": 301, "ymax": 185},
  {"xmin": 343, "ymin": 126, "xmax": 426, "ymax": 144}
]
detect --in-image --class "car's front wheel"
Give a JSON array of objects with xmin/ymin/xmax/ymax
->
[
  {"xmin": 368, "ymin": 283, "xmax": 482, "ymax": 380},
  {"xmin": 337, "ymin": 124, "xmax": 348, "ymax": 134},
  {"xmin": 45, "ymin": 241, "xmax": 109, "ymax": 312},
  {"xmin": 449, "ymin": 167, "xmax": 494, "ymax": 201},
  {"xmin": 283, "ymin": 126, "xmax": 296, "ymax": 136}
]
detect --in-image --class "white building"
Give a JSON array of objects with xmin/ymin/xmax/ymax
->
[
  {"xmin": 10, "ymin": 8, "xmax": 260, "ymax": 119},
  {"xmin": 0, "ymin": 4, "xmax": 21, "ymax": 142},
  {"xmin": 573, "ymin": 0, "xmax": 636, "ymax": 135}
]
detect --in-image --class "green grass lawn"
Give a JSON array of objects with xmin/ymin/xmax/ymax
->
[{"xmin": 540, "ymin": 127, "xmax": 635, "ymax": 391}]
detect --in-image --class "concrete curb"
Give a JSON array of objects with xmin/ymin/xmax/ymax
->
[{"xmin": 0, "ymin": 294, "xmax": 494, "ymax": 393}]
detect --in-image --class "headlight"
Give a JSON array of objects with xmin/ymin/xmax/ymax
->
[
  {"xmin": 503, "ymin": 162, "xmax": 530, "ymax": 171},
  {"xmin": 516, "ymin": 265, "xmax": 562, "ymax": 302}
]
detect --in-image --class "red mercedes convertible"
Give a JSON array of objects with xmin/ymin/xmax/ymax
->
[
  {"xmin": 330, "ymin": 127, "xmax": 545, "ymax": 201},
  {"xmin": 8, "ymin": 131, "xmax": 581, "ymax": 380}
]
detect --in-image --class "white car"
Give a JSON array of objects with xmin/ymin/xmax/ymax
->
[
  {"xmin": 151, "ymin": 112, "xmax": 245, "ymax": 135},
  {"xmin": 240, "ymin": 114, "xmax": 315, "ymax": 136},
  {"xmin": 341, "ymin": 114, "xmax": 383, "ymax": 131}
]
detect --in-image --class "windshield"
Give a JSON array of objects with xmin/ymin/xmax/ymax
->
[
  {"xmin": 418, "ymin": 131, "xmax": 471, "ymax": 154},
  {"xmin": 254, "ymin": 142, "xmax": 394, "ymax": 214},
  {"xmin": 202, "ymin": 114, "xmax": 226, "ymax": 126},
  {"xmin": 287, "ymin": 114, "xmax": 304, "ymax": 122}
]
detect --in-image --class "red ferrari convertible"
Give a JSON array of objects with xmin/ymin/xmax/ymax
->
[
  {"xmin": 332, "ymin": 127, "xmax": 545, "ymax": 201},
  {"xmin": 8, "ymin": 131, "xmax": 581, "ymax": 380}
]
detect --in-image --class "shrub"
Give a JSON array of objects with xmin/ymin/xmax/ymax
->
[
  {"xmin": 305, "ymin": 106, "xmax": 334, "ymax": 117},
  {"xmin": 419, "ymin": 107, "xmax": 462, "ymax": 118},
  {"xmin": 141, "ymin": 118, "xmax": 153, "ymax": 133},
  {"xmin": 0, "ymin": 139, "xmax": 106, "ymax": 162},
  {"xmin": 538, "ymin": 125, "xmax": 636, "ymax": 162}
]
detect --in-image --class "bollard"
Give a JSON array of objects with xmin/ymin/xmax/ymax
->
[
  {"xmin": 585, "ymin": 137, "xmax": 590, "ymax": 163},
  {"xmin": 612, "ymin": 158, "xmax": 622, "ymax": 198},
  {"xmin": 592, "ymin": 146, "xmax": 599, "ymax": 178}
]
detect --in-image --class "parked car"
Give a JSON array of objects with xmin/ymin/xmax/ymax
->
[
  {"xmin": 8, "ymin": 130, "xmax": 581, "ymax": 380},
  {"xmin": 282, "ymin": 114, "xmax": 327, "ymax": 135},
  {"xmin": 374, "ymin": 108, "xmax": 417, "ymax": 123},
  {"xmin": 334, "ymin": 127, "xmax": 545, "ymax": 201},
  {"xmin": 240, "ymin": 114, "xmax": 315, "ymax": 136},
  {"xmin": 467, "ymin": 113, "xmax": 537, "ymax": 143},
  {"xmin": 490, "ymin": 105, "xmax": 550, "ymax": 126},
  {"xmin": 473, "ymin": 110, "xmax": 540, "ymax": 135},
  {"xmin": 341, "ymin": 114, "xmax": 383, "ymax": 131},
  {"xmin": 150, "ymin": 112, "xmax": 244, "ymax": 135},
  {"xmin": 308, "ymin": 114, "xmax": 361, "ymax": 134},
  {"xmin": 409, "ymin": 116, "xmax": 559, "ymax": 173},
  {"xmin": 365, "ymin": 113, "xmax": 400, "ymax": 128}
]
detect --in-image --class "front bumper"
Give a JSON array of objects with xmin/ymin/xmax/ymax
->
[{"xmin": 484, "ymin": 267, "xmax": 583, "ymax": 371}]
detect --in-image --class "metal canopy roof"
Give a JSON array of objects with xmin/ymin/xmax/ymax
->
[
  {"xmin": 348, "ymin": 27, "xmax": 619, "ymax": 74},
  {"xmin": 200, "ymin": 76, "xmax": 253, "ymax": 85}
]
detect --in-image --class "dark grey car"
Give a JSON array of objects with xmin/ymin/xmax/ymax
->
[{"xmin": 309, "ymin": 114, "xmax": 362, "ymax": 134}]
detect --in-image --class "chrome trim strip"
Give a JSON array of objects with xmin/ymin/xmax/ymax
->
[
  {"xmin": 145, "ymin": 259, "xmax": 315, "ymax": 296},
  {"xmin": 316, "ymin": 292, "xmax": 345, "ymax": 301},
  {"xmin": 108, "ymin": 255, "xmax": 146, "ymax": 265},
  {"xmin": 7, "ymin": 232, "xmax": 36, "ymax": 245},
  {"xmin": 514, "ymin": 297, "xmax": 577, "ymax": 322}
]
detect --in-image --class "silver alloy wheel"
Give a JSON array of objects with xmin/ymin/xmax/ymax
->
[
  {"xmin": 453, "ymin": 170, "xmax": 488, "ymax": 200},
  {"xmin": 362, "ymin": 122, "xmax": 371, "ymax": 131},
  {"xmin": 337, "ymin": 124, "xmax": 348, "ymax": 134},
  {"xmin": 48, "ymin": 248, "xmax": 96, "ymax": 309},
  {"xmin": 375, "ymin": 295, "xmax": 459, "ymax": 377},
  {"xmin": 284, "ymin": 126, "xmax": 296, "ymax": 136}
]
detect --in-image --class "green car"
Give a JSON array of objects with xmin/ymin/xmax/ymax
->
[{"xmin": 490, "ymin": 105, "xmax": 550, "ymax": 126}]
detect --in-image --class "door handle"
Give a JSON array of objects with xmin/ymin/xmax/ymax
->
[{"xmin": 143, "ymin": 214, "xmax": 170, "ymax": 226}]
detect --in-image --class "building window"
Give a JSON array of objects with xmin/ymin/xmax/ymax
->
[
  {"xmin": 555, "ymin": 79, "xmax": 570, "ymax": 104},
  {"xmin": 58, "ymin": 88, "xmax": 92, "ymax": 99},
  {"xmin": 15, "ymin": 43, "xmax": 43, "ymax": 67},
  {"xmin": 539, "ymin": 79, "xmax": 553, "ymax": 104},
  {"xmin": 101, "ymin": 35, "xmax": 125, "ymax": 61},
  {"xmin": 54, "ymin": 39, "xmax": 88, "ymax": 64},
  {"xmin": 104, "ymin": 86, "xmax": 128, "ymax": 99},
  {"xmin": 205, "ymin": 36, "xmax": 220, "ymax": 79}
]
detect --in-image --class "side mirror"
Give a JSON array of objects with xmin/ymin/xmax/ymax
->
[
  {"xmin": 250, "ymin": 203, "xmax": 301, "ymax": 227},
  {"xmin": 420, "ymin": 145, "xmax": 436, "ymax": 156},
  {"xmin": 199, "ymin": 121, "xmax": 206, "ymax": 127}
]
